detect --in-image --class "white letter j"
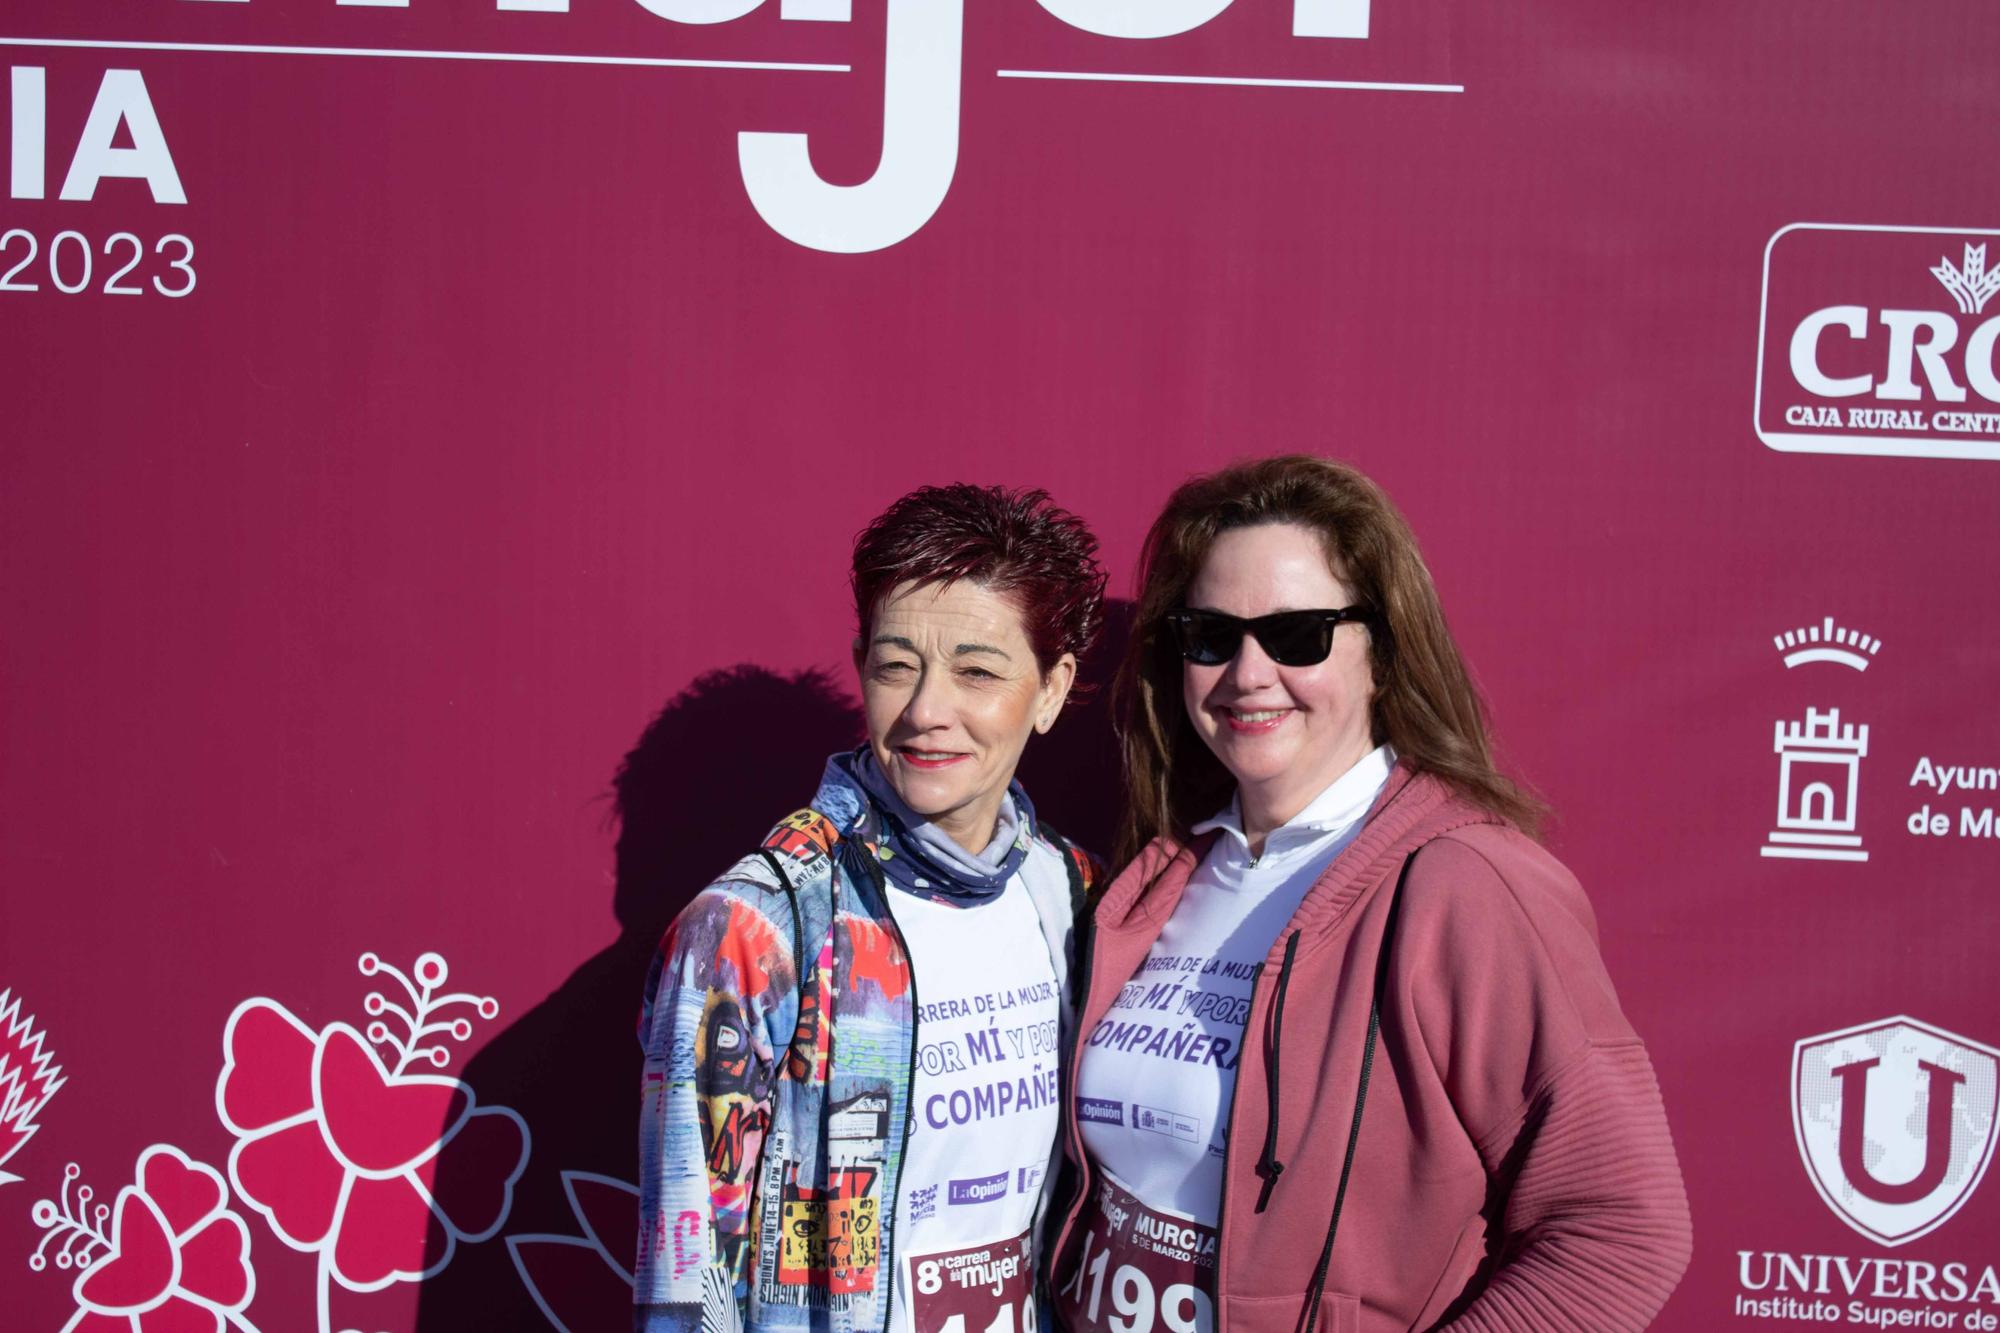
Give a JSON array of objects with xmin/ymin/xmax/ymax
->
[{"xmin": 738, "ymin": 0, "xmax": 961, "ymax": 253}]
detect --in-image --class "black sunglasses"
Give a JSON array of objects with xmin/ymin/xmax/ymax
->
[{"xmin": 1164, "ymin": 606, "xmax": 1374, "ymax": 667}]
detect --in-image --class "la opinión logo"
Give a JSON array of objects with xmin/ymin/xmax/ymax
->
[{"xmin": 948, "ymin": 1172, "xmax": 1009, "ymax": 1205}]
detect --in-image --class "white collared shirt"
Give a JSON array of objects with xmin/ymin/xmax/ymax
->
[
  {"xmin": 1191, "ymin": 742, "xmax": 1395, "ymax": 878},
  {"xmin": 1073, "ymin": 746, "xmax": 1394, "ymax": 1221}
]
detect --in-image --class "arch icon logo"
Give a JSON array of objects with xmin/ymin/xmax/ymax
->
[
  {"xmin": 1793, "ymin": 1017, "xmax": 2000, "ymax": 1248},
  {"xmin": 1756, "ymin": 224, "xmax": 2000, "ymax": 460}
]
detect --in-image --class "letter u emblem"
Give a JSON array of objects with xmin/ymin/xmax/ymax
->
[{"xmin": 1834, "ymin": 1056, "xmax": 1964, "ymax": 1204}]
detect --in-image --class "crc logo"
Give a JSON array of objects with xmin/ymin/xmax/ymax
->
[
  {"xmin": 1793, "ymin": 1016, "xmax": 2000, "ymax": 1247},
  {"xmin": 1755, "ymin": 224, "xmax": 2000, "ymax": 460}
]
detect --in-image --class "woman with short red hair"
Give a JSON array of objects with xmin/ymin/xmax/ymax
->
[{"xmin": 635, "ymin": 485, "xmax": 1107, "ymax": 1333}]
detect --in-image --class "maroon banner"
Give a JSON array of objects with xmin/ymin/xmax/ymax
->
[{"xmin": 3, "ymin": 2, "xmax": 1998, "ymax": 1330}]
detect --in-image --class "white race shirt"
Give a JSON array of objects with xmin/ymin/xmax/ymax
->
[
  {"xmin": 1073, "ymin": 746, "xmax": 1393, "ymax": 1223},
  {"xmin": 887, "ymin": 875, "xmax": 1062, "ymax": 1333}
]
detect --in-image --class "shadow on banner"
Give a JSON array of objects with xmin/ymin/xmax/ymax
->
[
  {"xmin": 414, "ymin": 604, "xmax": 1128, "ymax": 1329},
  {"xmin": 415, "ymin": 664, "xmax": 861, "ymax": 1331}
]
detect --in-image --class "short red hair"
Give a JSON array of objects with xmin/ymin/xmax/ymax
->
[{"xmin": 851, "ymin": 484, "xmax": 1106, "ymax": 675}]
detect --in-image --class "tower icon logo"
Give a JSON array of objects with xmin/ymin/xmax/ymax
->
[
  {"xmin": 1773, "ymin": 616, "xmax": 1882, "ymax": 671},
  {"xmin": 1764, "ymin": 708, "xmax": 1870, "ymax": 862},
  {"xmin": 1762, "ymin": 615, "xmax": 1882, "ymax": 864}
]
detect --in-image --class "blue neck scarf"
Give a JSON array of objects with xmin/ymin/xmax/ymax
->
[{"xmin": 828, "ymin": 747, "xmax": 1035, "ymax": 907}]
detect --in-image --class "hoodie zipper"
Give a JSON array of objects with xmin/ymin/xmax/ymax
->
[{"xmin": 1210, "ymin": 930, "xmax": 1287, "ymax": 1321}]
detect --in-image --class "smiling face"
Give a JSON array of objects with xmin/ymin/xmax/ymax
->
[
  {"xmin": 1181, "ymin": 522, "xmax": 1378, "ymax": 840},
  {"xmin": 857, "ymin": 579, "xmax": 1075, "ymax": 855}
]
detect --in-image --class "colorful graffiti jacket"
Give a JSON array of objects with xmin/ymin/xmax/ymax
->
[{"xmin": 635, "ymin": 754, "xmax": 1096, "ymax": 1333}]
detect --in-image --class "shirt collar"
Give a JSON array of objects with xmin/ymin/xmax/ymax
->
[{"xmin": 1192, "ymin": 745, "xmax": 1396, "ymax": 860}]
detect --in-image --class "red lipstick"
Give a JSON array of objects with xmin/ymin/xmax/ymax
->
[{"xmin": 897, "ymin": 747, "xmax": 971, "ymax": 769}]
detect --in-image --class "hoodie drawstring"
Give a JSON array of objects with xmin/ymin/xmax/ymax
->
[
  {"xmin": 1297, "ymin": 852, "xmax": 1415, "ymax": 1333},
  {"xmin": 1254, "ymin": 929, "xmax": 1302, "ymax": 1212}
]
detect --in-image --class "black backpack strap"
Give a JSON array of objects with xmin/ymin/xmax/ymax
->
[
  {"xmin": 756, "ymin": 848, "xmax": 805, "ymax": 982},
  {"xmin": 1030, "ymin": 818, "xmax": 1097, "ymax": 1315},
  {"xmin": 1036, "ymin": 820, "xmax": 1096, "ymax": 919},
  {"xmin": 752, "ymin": 812, "xmax": 842, "ymax": 1083}
]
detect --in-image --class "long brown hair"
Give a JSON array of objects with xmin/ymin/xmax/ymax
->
[{"xmin": 1114, "ymin": 455, "xmax": 1542, "ymax": 867}]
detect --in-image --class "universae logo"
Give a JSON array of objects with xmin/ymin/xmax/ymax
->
[
  {"xmin": 1793, "ymin": 1016, "xmax": 2000, "ymax": 1248},
  {"xmin": 1756, "ymin": 223, "xmax": 2000, "ymax": 460}
]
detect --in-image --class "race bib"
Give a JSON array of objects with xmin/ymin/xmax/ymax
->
[
  {"xmin": 903, "ymin": 1226, "xmax": 1037, "ymax": 1333},
  {"xmin": 1056, "ymin": 1170, "xmax": 1216, "ymax": 1333}
]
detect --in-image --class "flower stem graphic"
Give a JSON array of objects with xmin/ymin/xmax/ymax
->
[
  {"xmin": 216, "ymin": 951, "xmax": 521, "ymax": 1330},
  {"xmin": 358, "ymin": 951, "xmax": 499, "ymax": 1076},
  {"xmin": 28, "ymin": 1164, "xmax": 108, "ymax": 1272}
]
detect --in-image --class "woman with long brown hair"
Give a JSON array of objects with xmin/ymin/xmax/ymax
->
[{"xmin": 1047, "ymin": 456, "xmax": 1690, "ymax": 1331}]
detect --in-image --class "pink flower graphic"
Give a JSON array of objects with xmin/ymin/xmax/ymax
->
[
  {"xmin": 213, "ymin": 951, "xmax": 529, "ymax": 1316},
  {"xmin": 32, "ymin": 1146, "xmax": 257, "ymax": 1333}
]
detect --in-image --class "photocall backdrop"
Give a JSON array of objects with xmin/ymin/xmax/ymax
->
[{"xmin": 3, "ymin": 2, "xmax": 1997, "ymax": 1330}]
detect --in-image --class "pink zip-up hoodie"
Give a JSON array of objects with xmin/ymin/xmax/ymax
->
[{"xmin": 1050, "ymin": 764, "xmax": 1692, "ymax": 1332}]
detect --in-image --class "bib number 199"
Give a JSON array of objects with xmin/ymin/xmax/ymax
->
[
  {"xmin": 1064, "ymin": 1236, "xmax": 1212, "ymax": 1333},
  {"xmin": 1056, "ymin": 1172, "xmax": 1217, "ymax": 1333}
]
